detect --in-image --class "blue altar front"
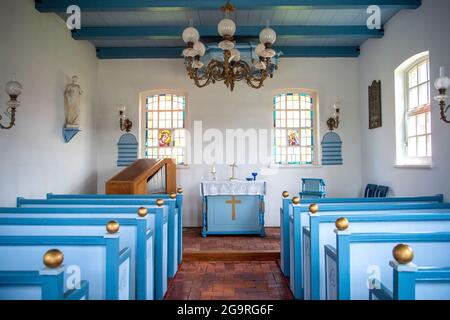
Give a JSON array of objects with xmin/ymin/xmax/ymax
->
[{"xmin": 201, "ymin": 181, "xmax": 266, "ymax": 237}]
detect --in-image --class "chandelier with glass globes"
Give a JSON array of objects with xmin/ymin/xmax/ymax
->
[{"xmin": 181, "ymin": 1, "xmax": 278, "ymax": 91}]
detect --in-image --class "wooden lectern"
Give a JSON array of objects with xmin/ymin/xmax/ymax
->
[{"xmin": 106, "ymin": 158, "xmax": 176, "ymax": 194}]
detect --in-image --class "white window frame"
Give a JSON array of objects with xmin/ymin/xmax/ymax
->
[
  {"xmin": 394, "ymin": 51, "xmax": 432, "ymax": 167},
  {"xmin": 139, "ymin": 89, "xmax": 188, "ymax": 166},
  {"xmin": 272, "ymin": 88, "xmax": 320, "ymax": 167}
]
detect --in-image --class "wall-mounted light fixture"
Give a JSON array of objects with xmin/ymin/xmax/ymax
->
[
  {"xmin": 118, "ymin": 104, "xmax": 133, "ymax": 132},
  {"xmin": 326, "ymin": 97, "xmax": 341, "ymax": 131},
  {"xmin": 1, "ymin": 74, "xmax": 22, "ymax": 130},
  {"xmin": 434, "ymin": 67, "xmax": 450, "ymax": 124}
]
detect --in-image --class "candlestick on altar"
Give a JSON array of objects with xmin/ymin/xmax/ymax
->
[{"xmin": 229, "ymin": 162, "xmax": 238, "ymax": 181}]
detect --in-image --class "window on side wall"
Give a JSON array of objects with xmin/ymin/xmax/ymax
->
[
  {"xmin": 273, "ymin": 90, "xmax": 319, "ymax": 166},
  {"xmin": 140, "ymin": 91, "xmax": 187, "ymax": 165},
  {"xmin": 395, "ymin": 52, "xmax": 432, "ymax": 167}
]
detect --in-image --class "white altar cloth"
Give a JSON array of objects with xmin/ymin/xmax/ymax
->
[{"xmin": 201, "ymin": 181, "xmax": 266, "ymax": 196}]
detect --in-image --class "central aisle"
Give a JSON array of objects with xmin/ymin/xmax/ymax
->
[{"xmin": 165, "ymin": 227, "xmax": 293, "ymax": 300}]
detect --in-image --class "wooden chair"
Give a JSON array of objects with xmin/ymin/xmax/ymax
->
[
  {"xmin": 364, "ymin": 184, "xmax": 378, "ymax": 198},
  {"xmin": 299, "ymin": 178, "xmax": 326, "ymax": 199},
  {"xmin": 375, "ymin": 185, "xmax": 389, "ymax": 197}
]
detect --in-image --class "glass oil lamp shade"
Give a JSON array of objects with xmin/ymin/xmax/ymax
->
[
  {"xmin": 218, "ymin": 40, "xmax": 235, "ymax": 51},
  {"xmin": 255, "ymin": 43, "xmax": 266, "ymax": 57},
  {"xmin": 259, "ymin": 27, "xmax": 277, "ymax": 45},
  {"xmin": 218, "ymin": 18, "xmax": 236, "ymax": 37},
  {"xmin": 182, "ymin": 26, "xmax": 200, "ymax": 44},
  {"xmin": 434, "ymin": 75, "xmax": 450, "ymax": 91},
  {"xmin": 5, "ymin": 79, "xmax": 23, "ymax": 98},
  {"xmin": 261, "ymin": 48, "xmax": 276, "ymax": 59},
  {"xmin": 193, "ymin": 41, "xmax": 206, "ymax": 57},
  {"xmin": 229, "ymin": 48, "xmax": 241, "ymax": 62},
  {"xmin": 183, "ymin": 47, "xmax": 198, "ymax": 58}
]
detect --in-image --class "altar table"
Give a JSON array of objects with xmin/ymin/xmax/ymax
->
[{"xmin": 200, "ymin": 181, "xmax": 266, "ymax": 237}]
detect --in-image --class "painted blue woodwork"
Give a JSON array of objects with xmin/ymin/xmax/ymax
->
[
  {"xmin": 96, "ymin": 46, "xmax": 361, "ymax": 59},
  {"xmin": 364, "ymin": 184, "xmax": 378, "ymax": 197},
  {"xmin": 330, "ymin": 231, "xmax": 450, "ymax": 300},
  {"xmin": 288, "ymin": 202, "xmax": 450, "ymax": 300},
  {"xmin": 16, "ymin": 197, "xmax": 178, "ymax": 284},
  {"xmin": 306, "ymin": 211, "xmax": 450, "ymax": 300},
  {"xmin": 46, "ymin": 192, "xmax": 184, "ymax": 265},
  {"xmin": 279, "ymin": 194, "xmax": 444, "ymax": 283},
  {"xmin": 0, "ymin": 234, "xmax": 129, "ymax": 300},
  {"xmin": 202, "ymin": 195, "xmax": 265, "ymax": 237},
  {"xmin": 321, "ymin": 132, "xmax": 343, "ymax": 165},
  {"xmin": 279, "ymin": 197, "xmax": 291, "ymax": 277},
  {"xmin": 299, "ymin": 178, "xmax": 326, "ymax": 199},
  {"xmin": 62, "ymin": 127, "xmax": 80, "ymax": 143},
  {"xmin": 35, "ymin": 0, "xmax": 422, "ymax": 12},
  {"xmin": 72, "ymin": 25, "xmax": 384, "ymax": 40},
  {"xmin": 0, "ymin": 205, "xmax": 168, "ymax": 300},
  {"xmin": 0, "ymin": 270, "xmax": 89, "ymax": 300},
  {"xmin": 117, "ymin": 133, "xmax": 138, "ymax": 167}
]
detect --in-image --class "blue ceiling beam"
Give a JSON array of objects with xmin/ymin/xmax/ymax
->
[
  {"xmin": 36, "ymin": 0, "xmax": 421, "ymax": 12},
  {"xmin": 73, "ymin": 25, "xmax": 383, "ymax": 40},
  {"xmin": 96, "ymin": 46, "xmax": 360, "ymax": 59}
]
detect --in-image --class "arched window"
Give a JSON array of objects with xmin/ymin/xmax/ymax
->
[
  {"xmin": 395, "ymin": 52, "xmax": 432, "ymax": 166},
  {"xmin": 273, "ymin": 89, "xmax": 319, "ymax": 165},
  {"xmin": 140, "ymin": 90, "xmax": 187, "ymax": 165}
]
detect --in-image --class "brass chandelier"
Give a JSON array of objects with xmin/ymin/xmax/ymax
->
[{"xmin": 181, "ymin": 1, "xmax": 278, "ymax": 91}]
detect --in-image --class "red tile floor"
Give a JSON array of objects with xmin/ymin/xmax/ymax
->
[{"xmin": 165, "ymin": 228, "xmax": 293, "ymax": 300}]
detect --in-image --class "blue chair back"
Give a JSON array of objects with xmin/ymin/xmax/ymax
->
[
  {"xmin": 300, "ymin": 178, "xmax": 326, "ymax": 199},
  {"xmin": 375, "ymin": 185, "xmax": 389, "ymax": 198},
  {"xmin": 364, "ymin": 184, "xmax": 378, "ymax": 198}
]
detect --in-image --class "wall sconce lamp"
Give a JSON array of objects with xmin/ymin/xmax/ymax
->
[
  {"xmin": 118, "ymin": 104, "xmax": 133, "ymax": 132},
  {"xmin": 327, "ymin": 97, "xmax": 341, "ymax": 131},
  {"xmin": 434, "ymin": 67, "xmax": 450, "ymax": 124},
  {"xmin": 1, "ymin": 74, "xmax": 22, "ymax": 130}
]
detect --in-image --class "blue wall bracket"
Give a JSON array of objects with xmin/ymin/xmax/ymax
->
[{"xmin": 63, "ymin": 127, "xmax": 81, "ymax": 143}]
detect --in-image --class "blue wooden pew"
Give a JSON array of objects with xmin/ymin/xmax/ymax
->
[
  {"xmin": 17, "ymin": 197, "xmax": 179, "ymax": 280},
  {"xmin": 0, "ymin": 215, "xmax": 154, "ymax": 300},
  {"xmin": 0, "ymin": 233, "xmax": 131, "ymax": 300},
  {"xmin": 370, "ymin": 250, "xmax": 450, "ymax": 300},
  {"xmin": 327, "ymin": 231, "xmax": 450, "ymax": 300},
  {"xmin": 47, "ymin": 192, "xmax": 184, "ymax": 265},
  {"xmin": 280, "ymin": 193, "xmax": 445, "ymax": 278},
  {"xmin": 0, "ymin": 269, "xmax": 89, "ymax": 300},
  {"xmin": 0, "ymin": 205, "xmax": 168, "ymax": 300},
  {"xmin": 288, "ymin": 201, "xmax": 450, "ymax": 299}
]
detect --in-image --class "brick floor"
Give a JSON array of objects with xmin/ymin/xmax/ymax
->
[
  {"xmin": 165, "ymin": 261, "xmax": 293, "ymax": 300},
  {"xmin": 183, "ymin": 227, "xmax": 280, "ymax": 252}
]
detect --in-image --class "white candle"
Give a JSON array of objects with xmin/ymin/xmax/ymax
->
[{"xmin": 440, "ymin": 66, "xmax": 445, "ymax": 77}]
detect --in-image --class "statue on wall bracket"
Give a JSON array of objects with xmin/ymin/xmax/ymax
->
[{"xmin": 63, "ymin": 76, "xmax": 82, "ymax": 143}]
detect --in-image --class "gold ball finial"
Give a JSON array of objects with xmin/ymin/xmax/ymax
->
[
  {"xmin": 106, "ymin": 220, "xmax": 120, "ymax": 234},
  {"xmin": 335, "ymin": 217, "xmax": 349, "ymax": 231},
  {"xmin": 156, "ymin": 199, "xmax": 164, "ymax": 207},
  {"xmin": 169, "ymin": 193, "xmax": 177, "ymax": 199},
  {"xmin": 393, "ymin": 244, "xmax": 414, "ymax": 264},
  {"xmin": 138, "ymin": 207, "xmax": 148, "ymax": 217},
  {"xmin": 282, "ymin": 191, "xmax": 289, "ymax": 198},
  {"xmin": 43, "ymin": 249, "xmax": 64, "ymax": 268},
  {"xmin": 177, "ymin": 188, "xmax": 183, "ymax": 194},
  {"xmin": 309, "ymin": 203, "xmax": 319, "ymax": 214},
  {"xmin": 292, "ymin": 197, "xmax": 300, "ymax": 205}
]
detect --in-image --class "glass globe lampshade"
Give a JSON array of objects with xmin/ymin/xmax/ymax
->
[
  {"xmin": 259, "ymin": 27, "xmax": 276, "ymax": 45},
  {"xmin": 434, "ymin": 75, "xmax": 450, "ymax": 90},
  {"xmin": 182, "ymin": 26, "xmax": 200, "ymax": 44},
  {"xmin": 5, "ymin": 79, "xmax": 22, "ymax": 98},
  {"xmin": 183, "ymin": 47, "xmax": 198, "ymax": 58},
  {"xmin": 229, "ymin": 48, "xmax": 241, "ymax": 62},
  {"xmin": 218, "ymin": 18, "xmax": 236, "ymax": 37},
  {"xmin": 261, "ymin": 48, "xmax": 276, "ymax": 59},
  {"xmin": 193, "ymin": 41, "xmax": 206, "ymax": 57},
  {"xmin": 255, "ymin": 43, "xmax": 266, "ymax": 57}
]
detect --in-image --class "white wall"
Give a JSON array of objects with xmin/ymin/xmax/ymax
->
[
  {"xmin": 0, "ymin": 0, "xmax": 98, "ymax": 205},
  {"xmin": 96, "ymin": 58, "xmax": 362, "ymax": 226},
  {"xmin": 359, "ymin": 0, "xmax": 450, "ymax": 200}
]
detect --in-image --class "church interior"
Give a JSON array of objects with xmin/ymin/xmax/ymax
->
[{"xmin": 0, "ymin": 0, "xmax": 449, "ymax": 302}]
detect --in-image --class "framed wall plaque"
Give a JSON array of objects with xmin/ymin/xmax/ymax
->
[{"xmin": 368, "ymin": 80, "xmax": 382, "ymax": 129}]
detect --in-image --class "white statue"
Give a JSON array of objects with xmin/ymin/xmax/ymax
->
[{"xmin": 64, "ymin": 76, "xmax": 83, "ymax": 128}]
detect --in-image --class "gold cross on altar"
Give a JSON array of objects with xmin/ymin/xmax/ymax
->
[{"xmin": 226, "ymin": 195, "xmax": 241, "ymax": 220}]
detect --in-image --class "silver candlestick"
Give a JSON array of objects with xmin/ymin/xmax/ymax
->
[{"xmin": 229, "ymin": 162, "xmax": 238, "ymax": 181}]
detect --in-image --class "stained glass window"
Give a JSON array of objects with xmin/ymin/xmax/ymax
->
[
  {"xmin": 145, "ymin": 93, "xmax": 186, "ymax": 165},
  {"xmin": 273, "ymin": 92, "xmax": 315, "ymax": 165},
  {"xmin": 406, "ymin": 58, "xmax": 431, "ymax": 159}
]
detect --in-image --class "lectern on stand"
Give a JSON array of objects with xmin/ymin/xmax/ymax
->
[{"xmin": 106, "ymin": 158, "xmax": 177, "ymax": 194}]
